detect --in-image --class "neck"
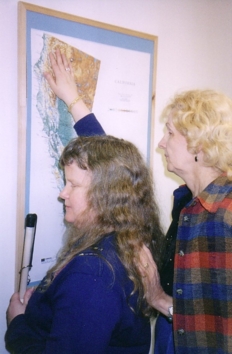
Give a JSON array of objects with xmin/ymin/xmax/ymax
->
[{"xmin": 185, "ymin": 167, "xmax": 221, "ymax": 197}]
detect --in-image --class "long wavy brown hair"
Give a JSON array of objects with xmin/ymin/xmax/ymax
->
[{"xmin": 44, "ymin": 135, "xmax": 164, "ymax": 316}]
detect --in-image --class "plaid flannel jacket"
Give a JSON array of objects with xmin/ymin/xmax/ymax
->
[{"xmin": 173, "ymin": 175, "xmax": 232, "ymax": 354}]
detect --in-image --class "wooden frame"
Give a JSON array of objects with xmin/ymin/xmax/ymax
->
[{"xmin": 16, "ymin": 1, "xmax": 158, "ymax": 289}]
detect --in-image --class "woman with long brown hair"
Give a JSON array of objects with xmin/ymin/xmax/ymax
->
[{"xmin": 6, "ymin": 135, "xmax": 164, "ymax": 353}]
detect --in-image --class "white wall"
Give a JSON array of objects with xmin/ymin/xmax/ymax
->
[{"xmin": 1, "ymin": 0, "xmax": 232, "ymax": 352}]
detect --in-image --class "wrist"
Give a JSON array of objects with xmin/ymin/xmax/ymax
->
[
  {"xmin": 64, "ymin": 93, "xmax": 80, "ymax": 106},
  {"xmin": 167, "ymin": 305, "xmax": 173, "ymax": 322},
  {"xmin": 67, "ymin": 96, "xmax": 83, "ymax": 113},
  {"xmin": 151, "ymin": 291, "xmax": 173, "ymax": 318}
]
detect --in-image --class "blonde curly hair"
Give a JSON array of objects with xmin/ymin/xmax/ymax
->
[
  {"xmin": 162, "ymin": 89, "xmax": 232, "ymax": 179},
  {"xmin": 44, "ymin": 135, "xmax": 164, "ymax": 316}
]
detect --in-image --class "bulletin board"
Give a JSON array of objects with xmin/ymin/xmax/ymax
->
[{"xmin": 16, "ymin": 1, "xmax": 158, "ymax": 288}]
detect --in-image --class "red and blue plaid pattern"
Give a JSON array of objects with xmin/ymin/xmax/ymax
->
[{"xmin": 173, "ymin": 175, "xmax": 232, "ymax": 354}]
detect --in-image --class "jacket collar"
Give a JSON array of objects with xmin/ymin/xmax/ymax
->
[{"xmin": 195, "ymin": 175, "xmax": 232, "ymax": 213}]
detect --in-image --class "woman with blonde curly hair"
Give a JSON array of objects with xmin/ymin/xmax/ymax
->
[
  {"xmin": 139, "ymin": 89, "xmax": 232, "ymax": 354},
  {"xmin": 6, "ymin": 135, "xmax": 164, "ymax": 353},
  {"xmin": 164, "ymin": 89, "xmax": 232, "ymax": 176}
]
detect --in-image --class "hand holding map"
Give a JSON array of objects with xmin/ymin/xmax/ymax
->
[
  {"xmin": 44, "ymin": 49, "xmax": 79, "ymax": 106},
  {"xmin": 44, "ymin": 49, "xmax": 91, "ymax": 122},
  {"xmin": 36, "ymin": 34, "xmax": 101, "ymax": 111}
]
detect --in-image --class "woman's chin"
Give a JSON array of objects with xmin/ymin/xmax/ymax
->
[
  {"xmin": 64, "ymin": 214, "xmax": 75, "ymax": 224},
  {"xmin": 166, "ymin": 163, "xmax": 175, "ymax": 174}
]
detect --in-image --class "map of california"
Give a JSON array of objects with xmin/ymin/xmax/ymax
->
[{"xmin": 34, "ymin": 34, "xmax": 101, "ymax": 190}]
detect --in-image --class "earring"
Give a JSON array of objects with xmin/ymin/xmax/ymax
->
[{"xmin": 195, "ymin": 155, "xmax": 198, "ymax": 162}]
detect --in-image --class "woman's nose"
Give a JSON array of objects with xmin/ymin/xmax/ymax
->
[
  {"xmin": 158, "ymin": 135, "xmax": 166, "ymax": 149},
  {"xmin": 59, "ymin": 186, "xmax": 68, "ymax": 200}
]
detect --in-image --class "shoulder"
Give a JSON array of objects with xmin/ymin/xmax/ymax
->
[
  {"xmin": 190, "ymin": 177, "xmax": 232, "ymax": 231},
  {"xmin": 200, "ymin": 176, "xmax": 232, "ymax": 212},
  {"xmin": 207, "ymin": 175, "xmax": 232, "ymax": 195},
  {"xmin": 57, "ymin": 233, "xmax": 125, "ymax": 285}
]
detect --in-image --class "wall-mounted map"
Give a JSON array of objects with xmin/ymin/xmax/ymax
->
[
  {"xmin": 18, "ymin": 4, "xmax": 157, "ymax": 286},
  {"xmin": 34, "ymin": 34, "xmax": 101, "ymax": 191}
]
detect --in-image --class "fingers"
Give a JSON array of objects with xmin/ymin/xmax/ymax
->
[
  {"xmin": 44, "ymin": 48, "xmax": 78, "ymax": 104},
  {"xmin": 47, "ymin": 50, "xmax": 64, "ymax": 77},
  {"xmin": 56, "ymin": 48, "xmax": 66, "ymax": 70},
  {"xmin": 7, "ymin": 291, "xmax": 28, "ymax": 326},
  {"xmin": 48, "ymin": 51, "xmax": 58, "ymax": 73},
  {"xmin": 140, "ymin": 273, "xmax": 150, "ymax": 294},
  {"xmin": 137, "ymin": 244, "xmax": 159, "ymax": 281},
  {"xmin": 23, "ymin": 287, "xmax": 34, "ymax": 306},
  {"xmin": 61, "ymin": 52, "xmax": 72, "ymax": 73},
  {"xmin": 138, "ymin": 245, "xmax": 156, "ymax": 270},
  {"xmin": 44, "ymin": 51, "xmax": 65, "ymax": 95},
  {"xmin": 136, "ymin": 247, "xmax": 151, "ymax": 278},
  {"xmin": 141, "ymin": 245, "xmax": 158, "ymax": 272},
  {"xmin": 9, "ymin": 292, "xmax": 20, "ymax": 303},
  {"xmin": 142, "ymin": 244, "xmax": 156, "ymax": 263},
  {"xmin": 43, "ymin": 71, "xmax": 55, "ymax": 91},
  {"xmin": 54, "ymin": 48, "xmax": 72, "ymax": 75},
  {"xmin": 138, "ymin": 245, "xmax": 150, "ymax": 265}
]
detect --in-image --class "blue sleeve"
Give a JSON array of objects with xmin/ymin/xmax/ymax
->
[
  {"xmin": 5, "ymin": 315, "xmax": 43, "ymax": 354},
  {"xmin": 74, "ymin": 113, "xmax": 105, "ymax": 136}
]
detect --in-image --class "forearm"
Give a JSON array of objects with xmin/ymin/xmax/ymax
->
[{"xmin": 74, "ymin": 113, "xmax": 105, "ymax": 136}]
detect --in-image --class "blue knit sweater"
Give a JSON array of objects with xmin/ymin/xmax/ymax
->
[{"xmin": 5, "ymin": 233, "xmax": 150, "ymax": 353}]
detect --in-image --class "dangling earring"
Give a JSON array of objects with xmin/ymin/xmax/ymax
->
[{"xmin": 195, "ymin": 155, "xmax": 198, "ymax": 162}]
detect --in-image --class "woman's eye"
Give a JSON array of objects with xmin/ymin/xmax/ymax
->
[{"xmin": 71, "ymin": 183, "xmax": 79, "ymax": 188}]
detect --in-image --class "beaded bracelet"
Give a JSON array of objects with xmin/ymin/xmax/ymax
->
[{"xmin": 68, "ymin": 96, "xmax": 82, "ymax": 113}]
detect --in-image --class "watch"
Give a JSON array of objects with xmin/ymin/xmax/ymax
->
[{"xmin": 167, "ymin": 305, "xmax": 173, "ymax": 322}]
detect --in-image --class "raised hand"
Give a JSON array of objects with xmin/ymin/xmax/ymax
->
[
  {"xmin": 44, "ymin": 48, "xmax": 78, "ymax": 106},
  {"xmin": 44, "ymin": 48, "xmax": 90, "ymax": 122}
]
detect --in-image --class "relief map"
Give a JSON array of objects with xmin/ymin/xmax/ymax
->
[{"xmin": 34, "ymin": 34, "xmax": 101, "ymax": 190}]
